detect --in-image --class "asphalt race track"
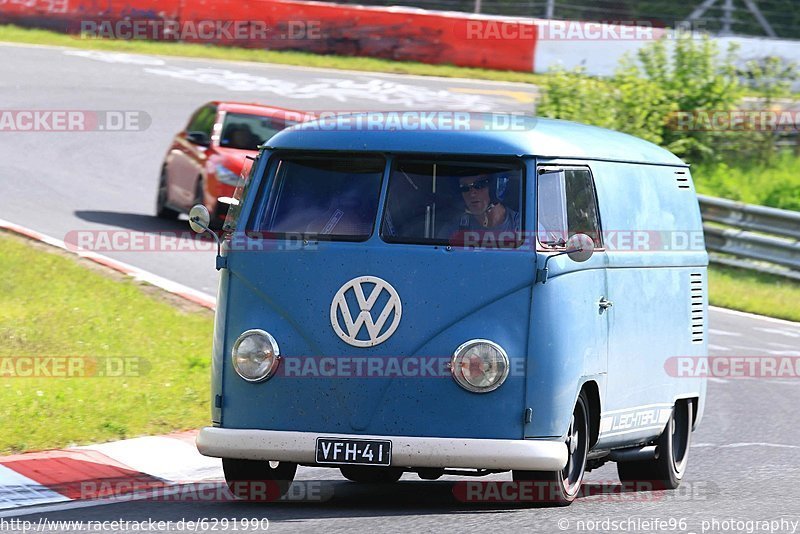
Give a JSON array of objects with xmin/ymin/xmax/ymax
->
[{"xmin": 2, "ymin": 42, "xmax": 800, "ymax": 533}]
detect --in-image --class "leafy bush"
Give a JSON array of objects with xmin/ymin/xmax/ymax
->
[
  {"xmin": 538, "ymin": 34, "xmax": 800, "ymax": 211},
  {"xmin": 538, "ymin": 34, "xmax": 745, "ymax": 163},
  {"xmin": 539, "ymin": 65, "xmax": 672, "ymax": 146}
]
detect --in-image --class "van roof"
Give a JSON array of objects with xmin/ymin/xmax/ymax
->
[{"xmin": 266, "ymin": 113, "xmax": 686, "ymax": 166}]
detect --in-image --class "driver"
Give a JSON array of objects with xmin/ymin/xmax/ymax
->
[{"xmin": 439, "ymin": 173, "xmax": 521, "ymax": 240}]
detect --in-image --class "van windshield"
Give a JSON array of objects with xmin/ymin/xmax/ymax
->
[
  {"xmin": 247, "ymin": 155, "xmax": 385, "ymax": 241},
  {"xmin": 381, "ymin": 159, "xmax": 524, "ymax": 247}
]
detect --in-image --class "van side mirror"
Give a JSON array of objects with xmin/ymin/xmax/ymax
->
[
  {"xmin": 188, "ymin": 204, "xmax": 227, "ymax": 270},
  {"xmin": 536, "ymin": 233, "xmax": 595, "ymax": 284},
  {"xmin": 189, "ymin": 204, "xmax": 210, "ymax": 234},
  {"xmin": 566, "ymin": 233, "xmax": 594, "ymax": 263}
]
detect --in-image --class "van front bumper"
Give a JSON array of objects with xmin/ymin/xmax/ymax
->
[{"xmin": 197, "ymin": 427, "xmax": 568, "ymax": 471}]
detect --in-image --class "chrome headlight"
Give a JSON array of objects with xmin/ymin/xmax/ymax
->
[
  {"xmin": 215, "ymin": 164, "xmax": 241, "ymax": 186},
  {"xmin": 451, "ymin": 339, "xmax": 509, "ymax": 393},
  {"xmin": 231, "ymin": 329, "xmax": 280, "ymax": 382}
]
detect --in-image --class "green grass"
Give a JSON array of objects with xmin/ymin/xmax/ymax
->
[
  {"xmin": 0, "ymin": 24, "xmax": 548, "ymax": 85},
  {"xmin": 693, "ymin": 152, "xmax": 800, "ymax": 211},
  {"xmin": 709, "ymin": 264, "xmax": 800, "ymax": 322},
  {"xmin": 0, "ymin": 233, "xmax": 213, "ymax": 454}
]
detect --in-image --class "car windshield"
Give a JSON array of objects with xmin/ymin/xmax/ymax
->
[
  {"xmin": 381, "ymin": 159, "xmax": 524, "ymax": 248},
  {"xmin": 219, "ymin": 112, "xmax": 289, "ymax": 150},
  {"xmin": 248, "ymin": 155, "xmax": 385, "ymax": 241}
]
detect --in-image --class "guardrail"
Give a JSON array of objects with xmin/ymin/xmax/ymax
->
[{"xmin": 699, "ymin": 194, "xmax": 800, "ymax": 281}]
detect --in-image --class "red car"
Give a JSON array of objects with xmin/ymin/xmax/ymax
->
[{"xmin": 156, "ymin": 102, "xmax": 303, "ymax": 226}]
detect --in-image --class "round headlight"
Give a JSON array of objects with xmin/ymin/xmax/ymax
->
[
  {"xmin": 231, "ymin": 329, "xmax": 280, "ymax": 382},
  {"xmin": 451, "ymin": 339, "xmax": 509, "ymax": 393}
]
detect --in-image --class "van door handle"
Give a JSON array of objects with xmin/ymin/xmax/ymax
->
[{"xmin": 599, "ymin": 297, "xmax": 613, "ymax": 310}]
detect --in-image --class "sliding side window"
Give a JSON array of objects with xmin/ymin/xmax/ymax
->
[{"xmin": 537, "ymin": 167, "xmax": 602, "ymax": 249}]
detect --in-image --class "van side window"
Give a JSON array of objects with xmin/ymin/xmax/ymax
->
[
  {"xmin": 537, "ymin": 170, "xmax": 568, "ymax": 247},
  {"xmin": 537, "ymin": 167, "xmax": 602, "ymax": 248},
  {"xmin": 381, "ymin": 159, "xmax": 524, "ymax": 248}
]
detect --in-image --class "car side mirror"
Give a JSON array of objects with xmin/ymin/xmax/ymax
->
[
  {"xmin": 566, "ymin": 233, "xmax": 594, "ymax": 263},
  {"xmin": 186, "ymin": 131, "xmax": 210, "ymax": 146}
]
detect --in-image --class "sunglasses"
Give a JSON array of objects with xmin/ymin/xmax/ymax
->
[{"xmin": 458, "ymin": 178, "xmax": 490, "ymax": 193}]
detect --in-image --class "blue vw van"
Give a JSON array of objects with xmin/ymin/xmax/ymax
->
[{"xmin": 192, "ymin": 113, "xmax": 708, "ymax": 505}]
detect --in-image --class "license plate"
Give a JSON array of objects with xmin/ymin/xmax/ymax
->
[{"xmin": 315, "ymin": 438, "xmax": 392, "ymax": 466}]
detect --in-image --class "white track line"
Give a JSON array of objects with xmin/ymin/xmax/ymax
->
[
  {"xmin": 0, "ymin": 41, "xmax": 540, "ymax": 89},
  {"xmin": 0, "ymin": 218, "xmax": 216, "ymax": 310},
  {"xmin": 709, "ymin": 329, "xmax": 742, "ymax": 337},
  {"xmin": 711, "ymin": 306, "xmax": 800, "ymax": 327}
]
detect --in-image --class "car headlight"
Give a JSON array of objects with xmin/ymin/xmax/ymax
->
[
  {"xmin": 451, "ymin": 339, "xmax": 509, "ymax": 393},
  {"xmin": 215, "ymin": 164, "xmax": 241, "ymax": 186},
  {"xmin": 231, "ymin": 329, "xmax": 280, "ymax": 382}
]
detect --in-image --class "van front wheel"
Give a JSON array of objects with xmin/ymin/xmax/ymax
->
[
  {"xmin": 222, "ymin": 459, "xmax": 297, "ymax": 501},
  {"xmin": 512, "ymin": 391, "xmax": 590, "ymax": 506},
  {"xmin": 617, "ymin": 399, "xmax": 693, "ymax": 490}
]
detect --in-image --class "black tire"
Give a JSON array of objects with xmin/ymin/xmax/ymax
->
[
  {"xmin": 340, "ymin": 466, "xmax": 403, "ymax": 484},
  {"xmin": 617, "ymin": 399, "xmax": 693, "ymax": 490},
  {"xmin": 512, "ymin": 391, "xmax": 590, "ymax": 506},
  {"xmin": 155, "ymin": 168, "xmax": 180, "ymax": 219},
  {"xmin": 222, "ymin": 459, "xmax": 297, "ymax": 502}
]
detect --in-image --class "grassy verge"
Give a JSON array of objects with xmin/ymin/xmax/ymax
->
[
  {"xmin": 693, "ymin": 152, "xmax": 800, "ymax": 211},
  {"xmin": 709, "ymin": 264, "xmax": 800, "ymax": 322},
  {"xmin": 0, "ymin": 232, "xmax": 213, "ymax": 454},
  {"xmin": 0, "ymin": 24, "xmax": 547, "ymax": 85}
]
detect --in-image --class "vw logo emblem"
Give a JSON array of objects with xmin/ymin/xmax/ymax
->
[{"xmin": 330, "ymin": 276, "xmax": 402, "ymax": 347}]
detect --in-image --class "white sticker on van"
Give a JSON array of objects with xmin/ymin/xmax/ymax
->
[{"xmin": 599, "ymin": 404, "xmax": 672, "ymax": 437}]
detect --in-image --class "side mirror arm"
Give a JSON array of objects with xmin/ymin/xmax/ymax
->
[
  {"xmin": 189, "ymin": 215, "xmax": 227, "ymax": 271},
  {"xmin": 535, "ymin": 249, "xmax": 573, "ymax": 284},
  {"xmin": 535, "ymin": 233, "xmax": 595, "ymax": 283}
]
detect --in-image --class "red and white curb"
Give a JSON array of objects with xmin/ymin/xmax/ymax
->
[
  {"xmin": 0, "ymin": 218, "xmax": 216, "ymax": 311},
  {"xmin": 0, "ymin": 431, "xmax": 222, "ymax": 515}
]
